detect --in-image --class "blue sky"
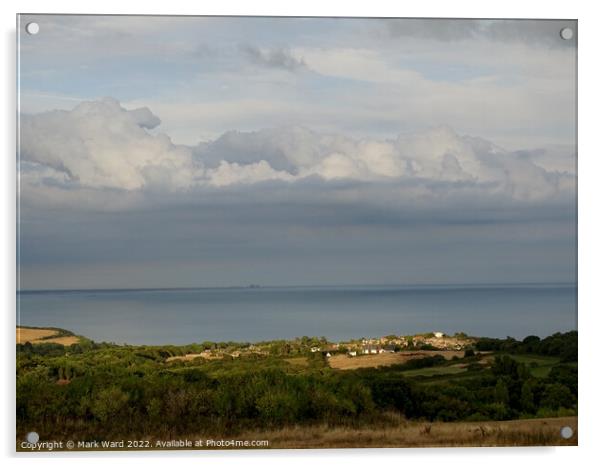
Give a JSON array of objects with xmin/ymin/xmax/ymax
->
[{"xmin": 17, "ymin": 16, "xmax": 577, "ymax": 289}]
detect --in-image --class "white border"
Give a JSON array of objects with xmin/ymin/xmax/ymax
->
[{"xmin": 2, "ymin": 0, "xmax": 601, "ymax": 464}]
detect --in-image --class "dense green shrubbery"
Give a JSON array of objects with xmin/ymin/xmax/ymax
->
[
  {"xmin": 475, "ymin": 331, "xmax": 577, "ymax": 362},
  {"xmin": 16, "ymin": 332, "xmax": 577, "ymax": 439}
]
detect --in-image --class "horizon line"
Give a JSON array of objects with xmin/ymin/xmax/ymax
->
[{"xmin": 17, "ymin": 281, "xmax": 577, "ymax": 294}]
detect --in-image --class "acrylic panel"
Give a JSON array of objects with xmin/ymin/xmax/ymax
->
[{"xmin": 16, "ymin": 15, "xmax": 577, "ymax": 451}]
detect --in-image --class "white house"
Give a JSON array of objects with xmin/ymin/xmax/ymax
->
[
  {"xmin": 348, "ymin": 351, "xmax": 357, "ymax": 357},
  {"xmin": 434, "ymin": 332, "xmax": 444, "ymax": 338}
]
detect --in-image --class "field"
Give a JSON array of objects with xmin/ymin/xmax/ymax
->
[
  {"xmin": 16, "ymin": 326, "xmax": 80, "ymax": 346},
  {"xmin": 507, "ymin": 354, "xmax": 563, "ymax": 378},
  {"xmin": 400, "ymin": 364, "xmax": 468, "ymax": 378},
  {"xmin": 328, "ymin": 350, "xmax": 465, "ymax": 370},
  {"xmin": 16, "ymin": 416, "xmax": 577, "ymax": 450},
  {"xmin": 166, "ymin": 353, "xmax": 220, "ymax": 362},
  {"xmin": 245, "ymin": 416, "xmax": 578, "ymax": 448}
]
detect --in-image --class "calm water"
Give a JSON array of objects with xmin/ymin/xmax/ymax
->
[{"xmin": 17, "ymin": 284, "xmax": 577, "ymax": 345}]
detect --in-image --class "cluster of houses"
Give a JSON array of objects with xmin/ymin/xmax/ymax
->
[
  {"xmin": 416, "ymin": 332, "xmax": 472, "ymax": 350},
  {"xmin": 311, "ymin": 345, "xmax": 338, "ymax": 358},
  {"xmin": 180, "ymin": 331, "xmax": 474, "ymax": 362},
  {"xmin": 340, "ymin": 331, "xmax": 472, "ymax": 357}
]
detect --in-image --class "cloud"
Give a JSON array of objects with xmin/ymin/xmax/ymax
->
[
  {"xmin": 15, "ymin": 18, "xmax": 577, "ymax": 290},
  {"xmin": 207, "ymin": 160, "xmax": 294, "ymax": 187},
  {"xmin": 196, "ymin": 124, "xmax": 573, "ymax": 201},
  {"xmin": 19, "ymin": 99, "xmax": 575, "ymax": 211},
  {"xmin": 127, "ymin": 106, "xmax": 162, "ymax": 129},
  {"xmin": 513, "ymin": 145, "xmax": 576, "ymax": 175},
  {"xmin": 20, "ymin": 97, "xmax": 202, "ymax": 191},
  {"xmin": 292, "ymin": 47, "xmax": 422, "ymax": 84},
  {"xmin": 384, "ymin": 19, "xmax": 577, "ymax": 48},
  {"xmin": 241, "ymin": 45, "xmax": 307, "ymax": 72},
  {"xmin": 385, "ymin": 18, "xmax": 482, "ymax": 42},
  {"xmin": 19, "ymin": 16, "xmax": 576, "ymax": 151}
]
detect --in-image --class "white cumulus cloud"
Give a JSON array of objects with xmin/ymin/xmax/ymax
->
[
  {"xmin": 19, "ymin": 98, "xmax": 575, "ymax": 208},
  {"xmin": 20, "ymin": 97, "xmax": 203, "ymax": 191}
]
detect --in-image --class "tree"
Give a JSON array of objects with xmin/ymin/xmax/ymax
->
[
  {"xmin": 521, "ymin": 335, "xmax": 541, "ymax": 353},
  {"xmin": 541, "ymin": 383, "xmax": 574, "ymax": 410},
  {"xmin": 547, "ymin": 365, "xmax": 577, "ymax": 396},
  {"xmin": 91, "ymin": 387, "xmax": 129, "ymax": 423},
  {"xmin": 494, "ymin": 379, "xmax": 510, "ymax": 405},
  {"xmin": 492, "ymin": 355, "xmax": 519, "ymax": 378},
  {"xmin": 520, "ymin": 381, "xmax": 535, "ymax": 413}
]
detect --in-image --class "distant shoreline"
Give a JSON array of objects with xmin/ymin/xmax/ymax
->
[
  {"xmin": 17, "ymin": 281, "xmax": 577, "ymax": 294},
  {"xmin": 16, "ymin": 325, "xmax": 577, "ymax": 349}
]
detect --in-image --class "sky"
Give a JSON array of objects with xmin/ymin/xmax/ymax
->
[{"xmin": 17, "ymin": 15, "xmax": 577, "ymax": 290}]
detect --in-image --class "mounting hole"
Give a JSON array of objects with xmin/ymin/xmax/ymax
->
[
  {"xmin": 26, "ymin": 431, "xmax": 39, "ymax": 444},
  {"xmin": 560, "ymin": 27, "xmax": 573, "ymax": 40},
  {"xmin": 25, "ymin": 22, "xmax": 40, "ymax": 35},
  {"xmin": 560, "ymin": 426, "xmax": 573, "ymax": 439}
]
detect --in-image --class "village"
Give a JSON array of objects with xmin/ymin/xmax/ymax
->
[
  {"xmin": 310, "ymin": 332, "xmax": 475, "ymax": 358},
  {"xmin": 165, "ymin": 331, "xmax": 476, "ymax": 364}
]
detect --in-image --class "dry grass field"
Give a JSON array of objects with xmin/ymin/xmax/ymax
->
[
  {"xmin": 17, "ymin": 327, "xmax": 56, "ymax": 342},
  {"xmin": 16, "ymin": 327, "xmax": 80, "ymax": 346},
  {"xmin": 241, "ymin": 416, "xmax": 578, "ymax": 448},
  {"xmin": 166, "ymin": 352, "xmax": 222, "ymax": 362},
  {"xmin": 29, "ymin": 416, "xmax": 575, "ymax": 451},
  {"xmin": 328, "ymin": 350, "xmax": 465, "ymax": 370}
]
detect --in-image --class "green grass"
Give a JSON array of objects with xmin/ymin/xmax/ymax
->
[
  {"xmin": 412, "ymin": 371, "xmax": 488, "ymax": 386},
  {"xmin": 285, "ymin": 357, "xmax": 309, "ymax": 367},
  {"xmin": 508, "ymin": 354, "xmax": 561, "ymax": 364},
  {"xmin": 506, "ymin": 354, "xmax": 561, "ymax": 378},
  {"xmin": 402, "ymin": 364, "xmax": 467, "ymax": 377}
]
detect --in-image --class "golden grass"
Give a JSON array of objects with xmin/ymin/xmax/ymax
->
[
  {"xmin": 16, "ymin": 417, "xmax": 577, "ymax": 451},
  {"xmin": 241, "ymin": 416, "xmax": 578, "ymax": 448},
  {"xmin": 166, "ymin": 353, "xmax": 222, "ymax": 362},
  {"xmin": 329, "ymin": 350, "xmax": 465, "ymax": 370},
  {"xmin": 17, "ymin": 327, "xmax": 57, "ymax": 343},
  {"xmin": 17, "ymin": 327, "xmax": 80, "ymax": 346}
]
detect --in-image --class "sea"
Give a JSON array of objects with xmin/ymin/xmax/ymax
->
[{"xmin": 17, "ymin": 284, "xmax": 577, "ymax": 345}]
